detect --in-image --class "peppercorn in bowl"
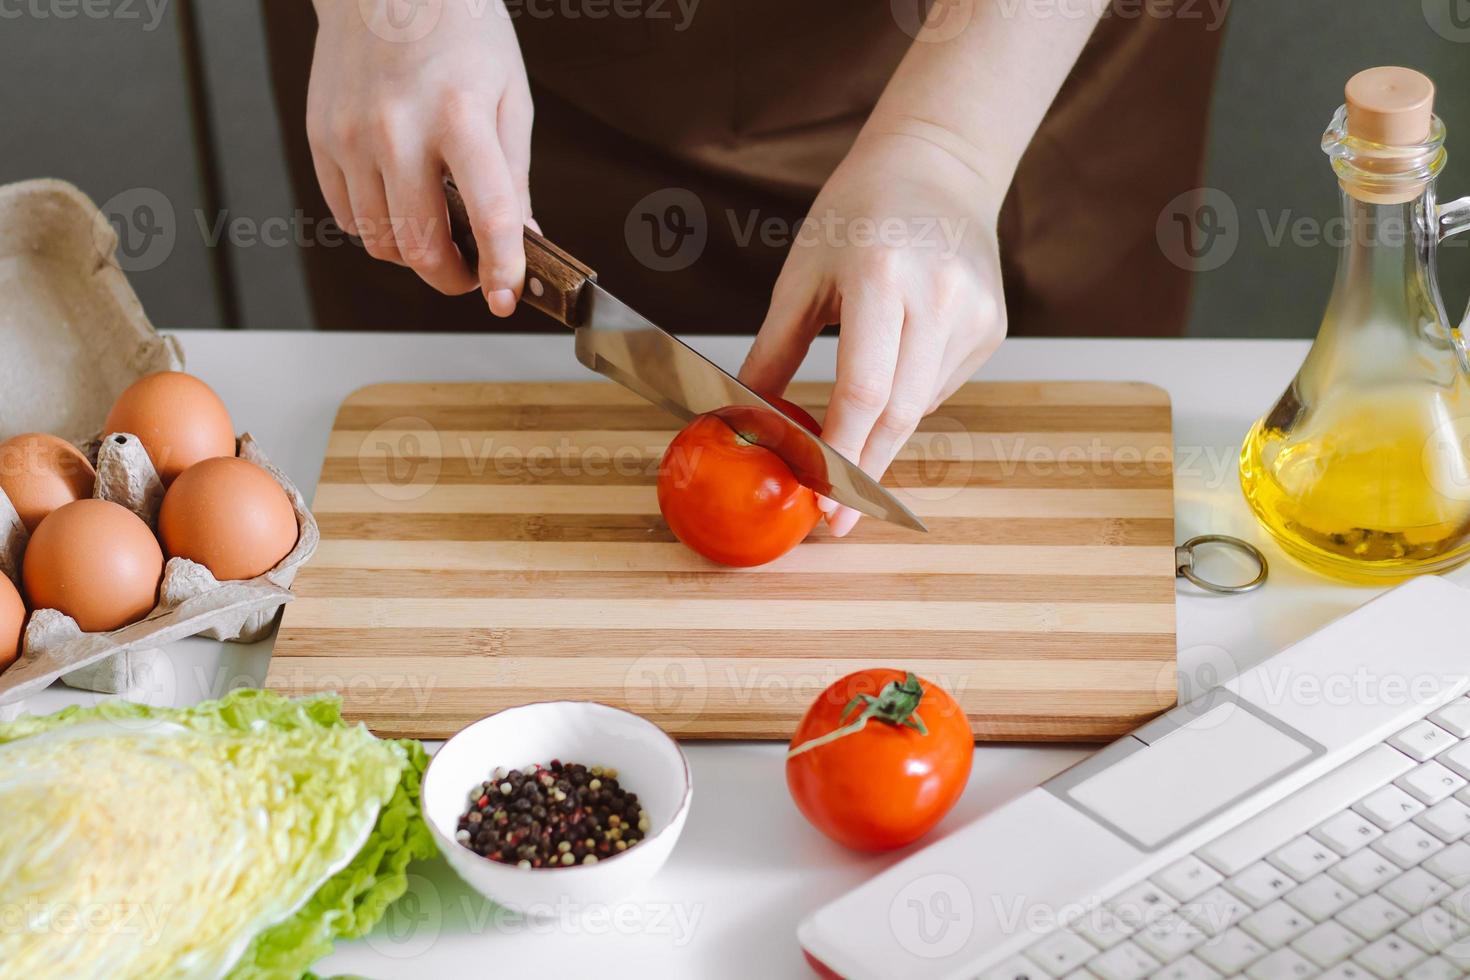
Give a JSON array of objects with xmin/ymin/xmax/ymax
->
[{"xmin": 421, "ymin": 701, "xmax": 693, "ymax": 915}]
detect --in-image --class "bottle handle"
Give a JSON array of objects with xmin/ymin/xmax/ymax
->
[{"xmin": 1439, "ymin": 196, "xmax": 1470, "ymax": 334}]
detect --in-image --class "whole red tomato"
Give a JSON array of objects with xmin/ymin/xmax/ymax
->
[
  {"xmin": 657, "ymin": 397, "xmax": 823, "ymax": 567},
  {"xmin": 787, "ymin": 669, "xmax": 972, "ymax": 852}
]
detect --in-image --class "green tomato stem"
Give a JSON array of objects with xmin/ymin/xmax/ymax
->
[{"xmin": 786, "ymin": 672, "xmax": 929, "ymax": 760}]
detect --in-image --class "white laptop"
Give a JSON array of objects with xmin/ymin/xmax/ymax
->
[{"xmin": 799, "ymin": 576, "xmax": 1470, "ymax": 980}]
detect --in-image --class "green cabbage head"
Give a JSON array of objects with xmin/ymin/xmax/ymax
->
[{"xmin": 0, "ymin": 689, "xmax": 434, "ymax": 979}]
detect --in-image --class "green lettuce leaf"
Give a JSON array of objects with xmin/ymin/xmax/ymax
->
[
  {"xmin": 227, "ymin": 712, "xmax": 435, "ymax": 980},
  {"xmin": 0, "ymin": 689, "xmax": 434, "ymax": 980}
]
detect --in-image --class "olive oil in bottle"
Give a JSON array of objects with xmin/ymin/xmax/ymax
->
[{"xmin": 1240, "ymin": 67, "xmax": 1470, "ymax": 581}]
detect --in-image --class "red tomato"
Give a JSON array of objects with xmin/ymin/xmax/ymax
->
[
  {"xmin": 787, "ymin": 669, "xmax": 972, "ymax": 852},
  {"xmin": 657, "ymin": 397, "xmax": 823, "ymax": 567},
  {"xmin": 771, "ymin": 397, "xmax": 821, "ymax": 436}
]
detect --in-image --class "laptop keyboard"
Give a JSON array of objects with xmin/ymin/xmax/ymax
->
[{"xmin": 983, "ymin": 696, "xmax": 1470, "ymax": 980}]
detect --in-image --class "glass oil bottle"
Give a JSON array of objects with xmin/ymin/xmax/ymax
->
[{"xmin": 1240, "ymin": 67, "xmax": 1470, "ymax": 582}]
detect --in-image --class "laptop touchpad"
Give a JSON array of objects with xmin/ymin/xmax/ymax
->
[{"xmin": 1066, "ymin": 703, "xmax": 1316, "ymax": 850}]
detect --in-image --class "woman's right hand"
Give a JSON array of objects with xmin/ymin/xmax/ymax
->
[{"xmin": 308, "ymin": 0, "xmax": 534, "ymax": 316}]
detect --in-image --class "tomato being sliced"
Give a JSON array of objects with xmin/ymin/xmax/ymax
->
[
  {"xmin": 657, "ymin": 396, "xmax": 823, "ymax": 567},
  {"xmin": 771, "ymin": 397, "xmax": 821, "ymax": 436},
  {"xmin": 786, "ymin": 669, "xmax": 972, "ymax": 852}
]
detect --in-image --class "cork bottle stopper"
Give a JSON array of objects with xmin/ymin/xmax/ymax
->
[{"xmin": 1345, "ymin": 67, "xmax": 1434, "ymax": 145}]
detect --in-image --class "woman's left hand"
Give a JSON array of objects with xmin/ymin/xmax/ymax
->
[{"xmin": 738, "ymin": 131, "xmax": 1008, "ymax": 537}]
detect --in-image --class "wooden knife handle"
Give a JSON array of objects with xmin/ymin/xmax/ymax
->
[{"xmin": 443, "ymin": 177, "xmax": 597, "ymax": 326}]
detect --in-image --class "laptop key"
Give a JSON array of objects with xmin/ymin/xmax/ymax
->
[
  {"xmin": 1181, "ymin": 887, "xmax": 1251, "ymax": 936},
  {"xmin": 1109, "ymin": 881, "xmax": 1179, "ymax": 929},
  {"xmin": 1240, "ymin": 901, "xmax": 1313, "ymax": 947},
  {"xmin": 1388, "ymin": 721, "xmax": 1458, "ymax": 762},
  {"xmin": 980, "ymin": 955, "xmax": 1050, "ymax": 980},
  {"xmin": 1027, "ymin": 930, "xmax": 1099, "ymax": 974},
  {"xmin": 1338, "ymin": 894, "xmax": 1411, "ymax": 941},
  {"xmin": 1194, "ymin": 927, "xmax": 1268, "ymax": 974},
  {"xmin": 1226, "ymin": 862, "xmax": 1298, "ymax": 907},
  {"xmin": 1072, "ymin": 904, "xmax": 1136, "ymax": 951},
  {"xmin": 1421, "ymin": 840, "xmax": 1470, "ymax": 880},
  {"xmin": 1284, "ymin": 875, "xmax": 1358, "ymax": 921},
  {"xmin": 1353, "ymin": 784, "xmax": 1426, "ymax": 829},
  {"xmin": 1442, "ymin": 882, "xmax": 1470, "ymax": 924},
  {"xmin": 1150, "ymin": 953, "xmax": 1220, "ymax": 980},
  {"xmin": 1380, "ymin": 868, "xmax": 1452, "ymax": 914},
  {"xmin": 1132, "ymin": 913, "xmax": 1205, "ymax": 962},
  {"xmin": 1404, "ymin": 956, "xmax": 1463, "ymax": 980},
  {"xmin": 1153, "ymin": 855, "xmax": 1223, "ymax": 903},
  {"xmin": 1417, "ymin": 798, "xmax": 1470, "ymax": 842},
  {"xmin": 1244, "ymin": 947, "xmax": 1317, "ymax": 979},
  {"xmin": 1373, "ymin": 822, "xmax": 1445, "ymax": 869},
  {"xmin": 1087, "ymin": 939, "xmax": 1159, "ymax": 980},
  {"xmin": 1292, "ymin": 919, "xmax": 1366, "ymax": 968},
  {"xmin": 1329, "ymin": 850, "xmax": 1401, "ymax": 894},
  {"xmin": 1397, "ymin": 761, "xmax": 1466, "ymax": 805},
  {"xmin": 1428, "ymin": 700, "xmax": 1470, "ymax": 739},
  {"xmin": 1270, "ymin": 836, "xmax": 1341, "ymax": 880},
  {"xmin": 1353, "ymin": 933, "xmax": 1427, "ymax": 977},
  {"xmin": 1316, "ymin": 965, "xmax": 1372, "ymax": 979},
  {"xmin": 1436, "ymin": 741, "xmax": 1470, "ymax": 779},
  {"xmin": 1314, "ymin": 811, "xmax": 1384, "ymax": 856},
  {"xmin": 1400, "ymin": 906, "xmax": 1470, "ymax": 952}
]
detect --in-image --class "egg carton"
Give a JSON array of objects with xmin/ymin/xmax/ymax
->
[
  {"xmin": 0, "ymin": 178, "xmax": 319, "ymax": 704},
  {"xmin": 0, "ymin": 434, "xmax": 320, "ymax": 703}
]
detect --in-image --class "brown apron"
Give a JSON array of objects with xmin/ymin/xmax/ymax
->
[{"xmin": 261, "ymin": 0, "xmax": 1226, "ymax": 336}]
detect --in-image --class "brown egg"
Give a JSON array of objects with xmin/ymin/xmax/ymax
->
[
  {"xmin": 0, "ymin": 573, "xmax": 22, "ymax": 671},
  {"xmin": 23, "ymin": 499, "xmax": 164, "ymax": 633},
  {"xmin": 103, "ymin": 372, "xmax": 235, "ymax": 485},
  {"xmin": 0, "ymin": 433, "xmax": 96, "ymax": 532},
  {"xmin": 159, "ymin": 457, "xmax": 298, "ymax": 581}
]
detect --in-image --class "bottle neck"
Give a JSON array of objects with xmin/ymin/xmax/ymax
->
[
  {"xmin": 1305, "ymin": 103, "xmax": 1468, "ymax": 386},
  {"xmin": 1325, "ymin": 185, "xmax": 1439, "ymax": 326},
  {"xmin": 1309, "ymin": 183, "xmax": 1468, "ymax": 389}
]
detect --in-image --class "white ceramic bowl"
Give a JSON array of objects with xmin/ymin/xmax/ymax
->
[{"xmin": 422, "ymin": 701, "xmax": 692, "ymax": 914}]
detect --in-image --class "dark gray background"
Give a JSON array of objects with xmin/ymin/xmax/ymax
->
[
  {"xmin": 2, "ymin": 0, "xmax": 1468, "ymax": 335},
  {"xmin": 1189, "ymin": 0, "xmax": 1470, "ymax": 338}
]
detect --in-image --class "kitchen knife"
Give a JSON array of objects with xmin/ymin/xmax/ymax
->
[{"xmin": 442, "ymin": 181, "xmax": 926, "ymax": 532}]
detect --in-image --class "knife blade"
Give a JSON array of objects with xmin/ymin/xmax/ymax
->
[{"xmin": 443, "ymin": 180, "xmax": 926, "ymax": 532}]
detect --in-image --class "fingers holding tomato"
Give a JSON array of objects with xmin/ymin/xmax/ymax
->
[
  {"xmin": 656, "ymin": 397, "xmax": 824, "ymax": 568},
  {"xmin": 786, "ymin": 669, "xmax": 972, "ymax": 852}
]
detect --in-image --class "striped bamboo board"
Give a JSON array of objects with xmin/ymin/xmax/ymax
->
[{"xmin": 267, "ymin": 380, "xmax": 1178, "ymax": 741}]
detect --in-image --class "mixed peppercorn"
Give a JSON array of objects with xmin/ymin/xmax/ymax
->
[{"xmin": 456, "ymin": 760, "xmax": 651, "ymax": 868}]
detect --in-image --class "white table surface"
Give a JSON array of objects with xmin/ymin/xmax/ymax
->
[{"xmin": 22, "ymin": 331, "xmax": 1468, "ymax": 978}]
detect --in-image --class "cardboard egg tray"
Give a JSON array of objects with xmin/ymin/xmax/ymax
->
[{"xmin": 0, "ymin": 179, "xmax": 319, "ymax": 705}]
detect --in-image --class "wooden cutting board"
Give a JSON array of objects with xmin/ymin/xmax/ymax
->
[{"xmin": 267, "ymin": 380, "xmax": 1177, "ymax": 741}]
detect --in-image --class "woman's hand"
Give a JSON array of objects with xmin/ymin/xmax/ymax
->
[
  {"xmin": 739, "ymin": 131, "xmax": 1008, "ymax": 537},
  {"xmin": 307, "ymin": 0, "xmax": 534, "ymax": 316}
]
